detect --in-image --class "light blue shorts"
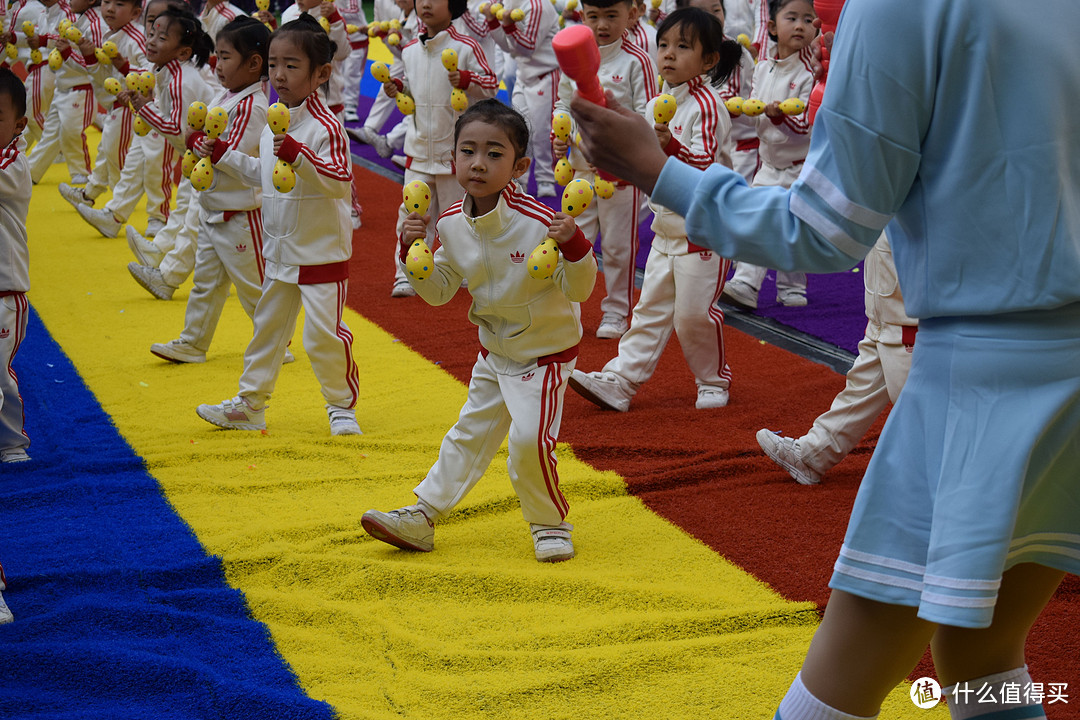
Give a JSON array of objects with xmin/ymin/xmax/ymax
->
[{"xmin": 829, "ymin": 304, "xmax": 1080, "ymax": 628}]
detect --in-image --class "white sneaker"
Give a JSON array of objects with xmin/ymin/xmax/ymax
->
[
  {"xmin": 391, "ymin": 154, "xmax": 407, "ymax": 168},
  {"xmin": 347, "ymin": 125, "xmax": 377, "ymax": 145},
  {"xmin": 128, "ymin": 262, "xmax": 176, "ymax": 300},
  {"xmin": 150, "ymin": 338, "xmax": 206, "ymax": 363},
  {"xmin": 58, "ymin": 182, "xmax": 93, "ymax": 208},
  {"xmin": 145, "ymin": 218, "xmax": 166, "ymax": 237},
  {"xmin": 0, "ymin": 448, "xmax": 30, "ymax": 463},
  {"xmin": 77, "ymin": 204, "xmax": 122, "ymax": 238},
  {"xmin": 568, "ymin": 369, "xmax": 633, "ymax": 412},
  {"xmin": 531, "ymin": 521, "xmax": 575, "ymax": 562},
  {"xmin": 351, "ymin": 206, "xmax": 363, "ymax": 230},
  {"xmin": 344, "ymin": 110, "xmax": 360, "ymax": 123},
  {"xmin": 596, "ymin": 313, "xmax": 628, "ymax": 339},
  {"xmin": 536, "ymin": 182, "xmax": 557, "ymax": 197},
  {"xmin": 721, "ymin": 279, "xmax": 758, "ymax": 310},
  {"xmin": 391, "ymin": 278, "xmax": 416, "ymax": 297},
  {"xmin": 373, "ymin": 135, "xmax": 393, "ymax": 158},
  {"xmin": 327, "ymin": 405, "xmax": 362, "ymax": 435},
  {"xmin": 197, "ymin": 396, "xmax": 266, "ymax": 431},
  {"xmin": 127, "ymin": 225, "xmax": 164, "ymax": 267},
  {"xmin": 776, "ymin": 288, "xmax": 808, "ymax": 307},
  {"xmin": 361, "ymin": 506, "xmax": 435, "ymax": 552},
  {"xmin": 695, "ymin": 386, "xmax": 729, "ymax": 409},
  {"xmin": 283, "ymin": 348, "xmax": 296, "ymax": 364},
  {"xmin": 755, "ymin": 429, "xmax": 822, "ymax": 485},
  {"xmin": 70, "ymin": 173, "xmax": 89, "ymax": 185}
]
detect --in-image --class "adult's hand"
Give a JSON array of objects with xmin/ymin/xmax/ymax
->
[
  {"xmin": 808, "ymin": 17, "xmax": 835, "ymax": 80},
  {"xmin": 570, "ymin": 90, "xmax": 668, "ymax": 195}
]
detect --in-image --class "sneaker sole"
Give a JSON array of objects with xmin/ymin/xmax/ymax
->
[
  {"xmin": 755, "ymin": 429, "xmax": 820, "ymax": 485},
  {"xmin": 196, "ymin": 406, "xmax": 265, "ymax": 431},
  {"xmin": 361, "ymin": 515, "xmax": 433, "ymax": 552},
  {"xmin": 330, "ymin": 425, "xmax": 363, "ymax": 436},
  {"xmin": 151, "ymin": 347, "xmax": 206, "ymax": 363},
  {"xmin": 536, "ymin": 548, "xmax": 575, "ymax": 562},
  {"xmin": 129, "ymin": 268, "xmax": 175, "ymax": 301},
  {"xmin": 128, "ymin": 235, "xmax": 163, "ymax": 267},
  {"xmin": 568, "ymin": 375, "xmax": 629, "ymax": 412}
]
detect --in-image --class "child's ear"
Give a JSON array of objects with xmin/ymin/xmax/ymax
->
[
  {"xmin": 246, "ymin": 53, "xmax": 263, "ymax": 75},
  {"xmin": 703, "ymin": 50, "xmax": 719, "ymax": 73},
  {"xmin": 14, "ymin": 116, "xmax": 28, "ymax": 137},
  {"xmin": 314, "ymin": 62, "xmax": 333, "ymax": 87},
  {"xmin": 177, "ymin": 44, "xmax": 193, "ymax": 62},
  {"xmin": 513, "ymin": 155, "xmax": 531, "ymax": 180}
]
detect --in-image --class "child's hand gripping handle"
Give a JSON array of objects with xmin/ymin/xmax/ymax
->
[
  {"xmin": 403, "ymin": 181, "xmax": 434, "ymax": 281},
  {"xmin": 552, "ymin": 25, "xmax": 605, "ymax": 108},
  {"xmin": 807, "ymin": 0, "xmax": 843, "ymax": 124},
  {"xmin": 528, "ymin": 178, "xmax": 593, "ymax": 280},
  {"xmin": 190, "ymin": 106, "xmax": 228, "ymax": 191}
]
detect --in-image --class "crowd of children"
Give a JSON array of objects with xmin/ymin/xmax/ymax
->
[{"xmin": 2, "ymin": 0, "xmax": 841, "ymax": 569}]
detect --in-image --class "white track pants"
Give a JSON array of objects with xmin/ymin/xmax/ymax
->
[
  {"xmin": 572, "ymin": 172, "xmax": 641, "ymax": 320},
  {"xmin": 23, "ymin": 68, "xmax": 55, "ymax": 148},
  {"xmin": 361, "ymin": 85, "xmax": 398, "ymax": 134},
  {"xmin": 343, "ymin": 45, "xmax": 367, "ymax": 116},
  {"xmin": 158, "ymin": 181, "xmax": 202, "ymax": 288},
  {"xmin": 510, "ymin": 69, "xmax": 558, "ymax": 189},
  {"xmin": 0, "ymin": 293, "xmax": 29, "ymax": 453},
  {"xmin": 28, "ymin": 85, "xmax": 95, "ymax": 183},
  {"xmin": 799, "ymin": 333, "xmax": 913, "ymax": 473},
  {"xmin": 238, "ymin": 277, "xmax": 359, "ymax": 411},
  {"xmin": 179, "ymin": 210, "xmax": 265, "ymax": 353},
  {"xmin": 729, "ymin": 162, "xmax": 807, "ymax": 297},
  {"xmin": 414, "ymin": 351, "xmax": 574, "ymax": 527},
  {"xmin": 605, "ymin": 246, "xmax": 732, "ymax": 390},
  {"xmin": 104, "ymin": 132, "xmax": 175, "ymax": 224},
  {"xmin": 85, "ymin": 106, "xmax": 133, "ymax": 199}
]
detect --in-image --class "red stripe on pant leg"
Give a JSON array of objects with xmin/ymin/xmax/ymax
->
[
  {"xmin": 118, "ymin": 113, "xmax": 132, "ymax": 172},
  {"xmin": 32, "ymin": 72, "xmax": 44, "ymax": 128},
  {"xmin": 335, "ymin": 280, "xmax": 360, "ymax": 408},
  {"xmin": 158, "ymin": 145, "xmax": 176, "ymax": 219},
  {"xmin": 537, "ymin": 363, "xmax": 569, "ymax": 518},
  {"xmin": 80, "ymin": 88, "xmax": 94, "ymax": 171},
  {"xmin": 706, "ymin": 256, "xmax": 731, "ymax": 384},
  {"xmin": 7, "ymin": 294, "xmax": 29, "ymax": 446},
  {"xmin": 247, "ymin": 210, "xmax": 265, "ymax": 284},
  {"xmin": 627, "ymin": 188, "xmax": 640, "ymax": 316}
]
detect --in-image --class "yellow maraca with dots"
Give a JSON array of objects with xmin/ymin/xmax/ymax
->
[
  {"xmin": 22, "ymin": 21, "xmax": 36, "ymax": 38},
  {"xmin": 58, "ymin": 19, "xmax": 71, "ymax": 35},
  {"xmin": 103, "ymin": 77, "xmax": 121, "ymax": 95},
  {"xmin": 442, "ymin": 47, "xmax": 461, "ymax": 110},
  {"xmin": 594, "ymin": 175, "xmax": 615, "ymax": 199},
  {"xmin": 318, "ymin": 15, "xmax": 331, "ymax": 32},
  {"xmin": 779, "ymin": 97, "xmax": 806, "ymax": 115},
  {"xmin": 191, "ymin": 106, "xmax": 228, "ymax": 191},
  {"xmin": 652, "ymin": 93, "xmax": 676, "ymax": 124},
  {"xmin": 509, "ymin": 7, "xmax": 525, "ymax": 21},
  {"xmin": 94, "ymin": 47, "xmax": 110, "ymax": 64},
  {"xmin": 741, "ymin": 98, "xmax": 765, "ymax": 117},
  {"xmin": 133, "ymin": 116, "xmax": 151, "ymax": 136},
  {"xmin": 256, "ymin": 0, "xmax": 269, "ymax": 9},
  {"xmin": 724, "ymin": 96, "xmax": 744, "ymax": 116},
  {"xmin": 527, "ymin": 178, "xmax": 593, "ymax": 279},
  {"xmin": 5, "ymin": 44, "xmax": 18, "ymax": 61},
  {"xmin": 552, "ymin": 111, "xmax": 573, "ymax": 184},
  {"xmin": 48, "ymin": 48, "xmax": 63, "ymax": 71},
  {"xmin": 387, "ymin": 31, "xmax": 401, "ymax": 45},
  {"xmin": 370, "ymin": 62, "xmax": 390, "ymax": 84},
  {"xmin": 395, "ymin": 92, "xmax": 415, "ymax": 115},
  {"xmin": 125, "ymin": 71, "xmax": 141, "ymax": 93},
  {"xmin": 30, "ymin": 48, "xmax": 42, "ymax": 66},
  {"xmin": 267, "ymin": 103, "xmax": 298, "ymax": 193},
  {"xmin": 139, "ymin": 70, "xmax": 155, "ymax": 95},
  {"xmin": 554, "ymin": 158, "xmax": 574, "ymax": 186},
  {"xmin": 346, "ymin": 23, "xmax": 359, "ymax": 34},
  {"xmin": 65, "ymin": 25, "xmax": 82, "ymax": 43},
  {"xmin": 101, "ymin": 40, "xmax": 118, "ymax": 57},
  {"xmin": 402, "ymin": 180, "xmax": 434, "ymax": 281},
  {"xmin": 182, "ymin": 102, "xmax": 209, "ymax": 180},
  {"xmin": 442, "ymin": 48, "xmax": 458, "ymax": 71}
]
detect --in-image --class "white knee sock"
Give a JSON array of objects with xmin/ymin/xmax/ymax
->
[
  {"xmin": 943, "ymin": 666, "xmax": 1046, "ymax": 719},
  {"xmin": 775, "ymin": 673, "xmax": 878, "ymax": 720}
]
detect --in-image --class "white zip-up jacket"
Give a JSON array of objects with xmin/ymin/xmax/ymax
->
[
  {"xmin": 404, "ymin": 185, "xmax": 597, "ymax": 363},
  {"xmin": 199, "ymin": 1, "xmax": 246, "ymax": 40},
  {"xmin": 215, "ymin": 89, "xmax": 352, "ymax": 282},
  {"xmin": 400, "ymin": 24, "xmax": 498, "ymax": 174},
  {"xmin": 486, "ymin": 0, "xmax": 559, "ymax": 84},
  {"xmin": 197, "ymin": 83, "xmax": 266, "ymax": 214},
  {"xmin": 53, "ymin": 6, "xmax": 102, "ymax": 92},
  {"xmin": 645, "ymin": 76, "xmax": 732, "ymax": 254},
  {"xmin": 139, "ymin": 58, "xmax": 215, "ymax": 153},
  {"xmin": 718, "ymin": 42, "xmax": 757, "ymax": 150},
  {"xmin": 555, "ymin": 33, "xmax": 657, "ymax": 173},
  {"xmin": 0, "ymin": 138, "xmax": 31, "ymax": 293},
  {"xmin": 750, "ymin": 44, "xmax": 813, "ymax": 171}
]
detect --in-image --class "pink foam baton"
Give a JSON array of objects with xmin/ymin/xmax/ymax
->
[
  {"xmin": 806, "ymin": 0, "xmax": 844, "ymax": 124},
  {"xmin": 552, "ymin": 24, "xmax": 606, "ymax": 107}
]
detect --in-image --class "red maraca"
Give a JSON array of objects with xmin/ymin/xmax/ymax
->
[
  {"xmin": 806, "ymin": 0, "xmax": 844, "ymax": 124},
  {"xmin": 552, "ymin": 24, "xmax": 606, "ymax": 107}
]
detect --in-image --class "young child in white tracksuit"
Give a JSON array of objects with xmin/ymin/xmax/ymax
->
[
  {"xmin": 362, "ymin": 99, "xmax": 597, "ymax": 562},
  {"xmin": 335, "ymin": 0, "xmax": 368, "ymax": 122},
  {"xmin": 57, "ymin": 0, "xmax": 147, "ymax": 213},
  {"xmin": 8, "ymin": 0, "xmax": 64, "ymax": 148},
  {"xmin": 721, "ymin": 0, "xmax": 813, "ymax": 309},
  {"xmin": 553, "ymin": 0, "xmax": 656, "ymax": 339},
  {"xmin": 0, "ymin": 69, "xmax": 33, "ymax": 465},
  {"xmin": 148, "ymin": 17, "xmax": 269, "ymax": 364},
  {"xmin": 570, "ymin": 8, "xmax": 740, "ymax": 412},
  {"xmin": 756, "ymin": 234, "xmax": 918, "ymax": 484},
  {"xmin": 483, "ymin": 0, "xmax": 561, "ymax": 198},
  {"xmin": 196, "ymin": 14, "xmax": 361, "ymax": 437},
  {"xmin": 384, "ymin": 0, "xmax": 497, "ymax": 297},
  {"xmin": 27, "ymin": 0, "xmax": 104, "ymax": 185},
  {"xmin": 76, "ymin": 4, "xmax": 214, "ymax": 239},
  {"xmin": 347, "ymin": 0, "xmax": 413, "ymax": 156}
]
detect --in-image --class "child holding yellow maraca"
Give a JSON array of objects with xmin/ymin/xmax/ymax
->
[
  {"xmin": 569, "ymin": 7, "xmax": 741, "ymax": 412},
  {"xmin": 363, "ymin": 100, "xmax": 596, "ymax": 563},
  {"xmin": 195, "ymin": 15, "xmax": 361, "ymax": 437},
  {"xmin": 74, "ymin": 5, "xmax": 215, "ymax": 240},
  {"xmin": 26, "ymin": 0, "xmax": 105, "ymax": 186},
  {"xmin": 137, "ymin": 17, "xmax": 273, "ymax": 362}
]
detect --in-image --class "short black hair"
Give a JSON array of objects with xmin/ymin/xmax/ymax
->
[
  {"xmin": 580, "ymin": 0, "xmax": 634, "ymax": 9},
  {"xmin": 656, "ymin": 7, "xmax": 742, "ymax": 87},
  {"xmin": 767, "ymin": 0, "xmax": 814, "ymax": 41},
  {"xmin": 454, "ymin": 98, "xmax": 530, "ymax": 160},
  {"xmin": 156, "ymin": 6, "xmax": 215, "ymax": 67},
  {"xmin": 216, "ymin": 16, "xmax": 270, "ymax": 74},
  {"xmin": 273, "ymin": 13, "xmax": 337, "ymax": 68},
  {"xmin": 0, "ymin": 68, "xmax": 26, "ymax": 119}
]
